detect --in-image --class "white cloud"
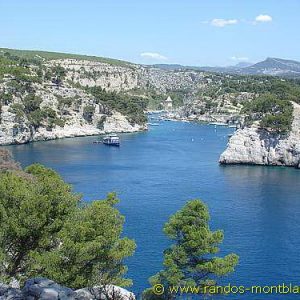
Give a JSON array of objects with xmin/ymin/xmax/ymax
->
[
  {"xmin": 210, "ymin": 18, "xmax": 238, "ymax": 27},
  {"xmin": 255, "ymin": 14, "xmax": 273, "ymax": 23},
  {"xmin": 140, "ymin": 52, "xmax": 167, "ymax": 60},
  {"xmin": 230, "ymin": 56, "xmax": 249, "ymax": 61}
]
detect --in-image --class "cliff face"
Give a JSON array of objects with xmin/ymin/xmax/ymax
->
[
  {"xmin": 50, "ymin": 59, "xmax": 139, "ymax": 92},
  {"xmin": 0, "ymin": 81, "xmax": 146, "ymax": 145},
  {"xmin": 219, "ymin": 102, "xmax": 300, "ymax": 167},
  {"xmin": 0, "ymin": 56, "xmax": 212, "ymax": 145},
  {"xmin": 54, "ymin": 59, "xmax": 208, "ymax": 93}
]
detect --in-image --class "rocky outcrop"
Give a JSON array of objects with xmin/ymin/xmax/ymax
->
[
  {"xmin": 0, "ymin": 278, "xmax": 135, "ymax": 300},
  {"xmin": 0, "ymin": 149, "xmax": 21, "ymax": 170},
  {"xmin": 49, "ymin": 59, "xmax": 139, "ymax": 92},
  {"xmin": 0, "ymin": 82, "xmax": 146, "ymax": 146},
  {"xmin": 219, "ymin": 102, "xmax": 300, "ymax": 167}
]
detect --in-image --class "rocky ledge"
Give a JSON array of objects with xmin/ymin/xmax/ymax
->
[
  {"xmin": 219, "ymin": 102, "xmax": 300, "ymax": 168},
  {"xmin": 0, "ymin": 278, "xmax": 135, "ymax": 300}
]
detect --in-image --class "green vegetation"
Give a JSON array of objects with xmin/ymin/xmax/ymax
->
[
  {"xmin": 0, "ymin": 54, "xmax": 39, "ymax": 84},
  {"xmin": 129, "ymin": 88, "xmax": 185, "ymax": 110},
  {"xmin": 0, "ymin": 164, "xmax": 135, "ymax": 288},
  {"xmin": 56, "ymin": 95, "xmax": 73, "ymax": 108},
  {"xmin": 0, "ymin": 47, "xmax": 133, "ymax": 67},
  {"xmin": 167, "ymin": 91, "xmax": 185, "ymax": 108},
  {"xmin": 44, "ymin": 65, "xmax": 66, "ymax": 85},
  {"xmin": 143, "ymin": 199, "xmax": 239, "ymax": 300},
  {"xmin": 243, "ymin": 94, "xmax": 293, "ymax": 134},
  {"xmin": 197, "ymin": 75, "xmax": 300, "ymax": 134},
  {"xmin": 7, "ymin": 93, "xmax": 64, "ymax": 129},
  {"xmin": 88, "ymin": 86, "xmax": 148, "ymax": 125},
  {"xmin": 83, "ymin": 105, "xmax": 95, "ymax": 122},
  {"xmin": 97, "ymin": 115, "xmax": 107, "ymax": 130}
]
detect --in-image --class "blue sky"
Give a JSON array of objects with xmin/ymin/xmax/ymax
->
[{"xmin": 0, "ymin": 0, "xmax": 299, "ymax": 66}]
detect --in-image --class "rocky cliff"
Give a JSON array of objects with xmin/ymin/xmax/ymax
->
[
  {"xmin": 0, "ymin": 80, "xmax": 146, "ymax": 145},
  {"xmin": 0, "ymin": 56, "xmax": 149, "ymax": 145},
  {"xmin": 219, "ymin": 102, "xmax": 300, "ymax": 167},
  {"xmin": 0, "ymin": 50, "xmax": 215, "ymax": 145}
]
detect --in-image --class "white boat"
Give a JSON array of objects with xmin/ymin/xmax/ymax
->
[
  {"xmin": 210, "ymin": 122, "xmax": 227, "ymax": 126},
  {"xmin": 102, "ymin": 134, "xmax": 120, "ymax": 146},
  {"xmin": 147, "ymin": 123, "xmax": 160, "ymax": 126}
]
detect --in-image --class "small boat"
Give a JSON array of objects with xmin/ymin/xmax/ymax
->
[
  {"xmin": 210, "ymin": 122, "xmax": 227, "ymax": 126},
  {"xmin": 147, "ymin": 123, "xmax": 160, "ymax": 126},
  {"xmin": 103, "ymin": 134, "xmax": 120, "ymax": 146}
]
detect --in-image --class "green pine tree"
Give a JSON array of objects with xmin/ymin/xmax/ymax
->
[{"xmin": 143, "ymin": 199, "xmax": 239, "ymax": 299}]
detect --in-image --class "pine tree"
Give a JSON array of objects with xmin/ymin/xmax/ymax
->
[{"xmin": 143, "ymin": 199, "xmax": 239, "ymax": 299}]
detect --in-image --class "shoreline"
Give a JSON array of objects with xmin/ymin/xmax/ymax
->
[{"xmin": 0, "ymin": 126, "xmax": 148, "ymax": 147}]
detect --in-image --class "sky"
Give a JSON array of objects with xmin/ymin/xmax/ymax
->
[{"xmin": 0, "ymin": 0, "xmax": 300, "ymax": 66}]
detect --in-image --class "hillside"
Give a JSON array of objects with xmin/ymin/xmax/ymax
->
[
  {"xmin": 0, "ymin": 47, "xmax": 132, "ymax": 66},
  {"xmin": 0, "ymin": 50, "xmax": 147, "ymax": 145},
  {"xmin": 242, "ymin": 57, "xmax": 300, "ymax": 76},
  {"xmin": 0, "ymin": 48, "xmax": 218, "ymax": 145},
  {"xmin": 2, "ymin": 48, "xmax": 300, "ymax": 146}
]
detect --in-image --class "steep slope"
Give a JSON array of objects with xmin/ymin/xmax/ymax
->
[
  {"xmin": 0, "ymin": 52, "xmax": 147, "ymax": 145},
  {"xmin": 0, "ymin": 48, "xmax": 215, "ymax": 145},
  {"xmin": 219, "ymin": 102, "xmax": 300, "ymax": 167}
]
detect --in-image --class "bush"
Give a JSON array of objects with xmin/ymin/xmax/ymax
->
[
  {"xmin": 57, "ymin": 96, "xmax": 73, "ymax": 108},
  {"xmin": 23, "ymin": 93, "xmax": 42, "ymax": 113},
  {"xmin": 8, "ymin": 103, "xmax": 26, "ymax": 124},
  {"xmin": 83, "ymin": 105, "xmax": 95, "ymax": 122},
  {"xmin": 97, "ymin": 115, "xmax": 107, "ymax": 130}
]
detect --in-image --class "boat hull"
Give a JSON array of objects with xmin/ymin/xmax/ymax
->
[{"xmin": 103, "ymin": 141, "xmax": 120, "ymax": 146}]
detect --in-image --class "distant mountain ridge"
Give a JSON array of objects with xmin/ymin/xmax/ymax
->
[
  {"xmin": 154, "ymin": 57, "xmax": 300, "ymax": 78},
  {"xmin": 2, "ymin": 48, "xmax": 299, "ymax": 78},
  {"xmin": 242, "ymin": 57, "xmax": 300, "ymax": 76}
]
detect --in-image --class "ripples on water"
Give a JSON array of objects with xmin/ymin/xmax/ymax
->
[{"xmin": 8, "ymin": 121, "xmax": 300, "ymax": 299}]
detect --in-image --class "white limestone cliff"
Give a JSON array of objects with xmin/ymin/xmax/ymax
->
[{"xmin": 219, "ymin": 102, "xmax": 300, "ymax": 168}]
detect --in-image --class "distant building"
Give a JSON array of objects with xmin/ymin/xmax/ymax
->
[{"xmin": 164, "ymin": 96, "xmax": 173, "ymax": 110}]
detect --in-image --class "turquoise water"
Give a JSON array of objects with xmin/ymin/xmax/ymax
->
[{"xmin": 7, "ymin": 120, "xmax": 300, "ymax": 299}]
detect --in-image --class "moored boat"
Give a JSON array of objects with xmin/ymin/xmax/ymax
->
[
  {"xmin": 103, "ymin": 134, "xmax": 120, "ymax": 146},
  {"xmin": 147, "ymin": 123, "xmax": 160, "ymax": 126}
]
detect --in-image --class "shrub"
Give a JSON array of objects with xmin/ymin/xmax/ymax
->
[{"xmin": 83, "ymin": 105, "xmax": 95, "ymax": 122}]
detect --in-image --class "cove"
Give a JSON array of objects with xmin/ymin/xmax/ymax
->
[{"xmin": 7, "ymin": 120, "xmax": 300, "ymax": 299}]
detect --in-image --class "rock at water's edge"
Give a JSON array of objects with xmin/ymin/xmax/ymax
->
[
  {"xmin": 219, "ymin": 102, "xmax": 300, "ymax": 167},
  {"xmin": 0, "ymin": 278, "xmax": 135, "ymax": 300}
]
